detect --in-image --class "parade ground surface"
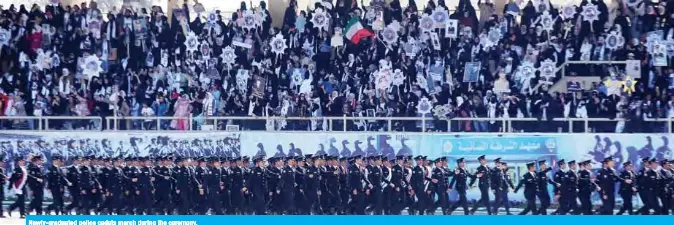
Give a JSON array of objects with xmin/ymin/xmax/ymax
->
[
  {"xmin": 19, "ymin": 213, "xmax": 674, "ymax": 225},
  {"xmin": 3, "ymin": 209, "xmax": 664, "ymax": 225}
]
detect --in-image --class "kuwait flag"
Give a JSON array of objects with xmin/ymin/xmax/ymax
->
[{"xmin": 344, "ymin": 17, "xmax": 373, "ymax": 45}]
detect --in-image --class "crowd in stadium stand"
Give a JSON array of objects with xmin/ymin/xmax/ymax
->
[{"xmin": 0, "ymin": 0, "xmax": 673, "ymax": 133}]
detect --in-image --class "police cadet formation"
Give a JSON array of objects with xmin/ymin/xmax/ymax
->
[{"xmin": 1, "ymin": 153, "xmax": 674, "ymax": 218}]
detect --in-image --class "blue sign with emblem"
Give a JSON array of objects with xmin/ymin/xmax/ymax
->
[{"xmin": 433, "ymin": 135, "xmax": 557, "ymax": 156}]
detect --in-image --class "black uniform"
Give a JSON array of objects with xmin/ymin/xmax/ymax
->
[
  {"xmin": 247, "ymin": 165, "xmax": 267, "ymax": 215},
  {"xmin": 348, "ymin": 163, "xmax": 366, "ymax": 215},
  {"xmin": 536, "ymin": 167, "xmax": 554, "ymax": 215},
  {"xmin": 304, "ymin": 163, "xmax": 321, "ymax": 214},
  {"xmin": 46, "ymin": 164, "xmax": 67, "ymax": 214},
  {"xmin": 637, "ymin": 168, "xmax": 660, "ymax": 215},
  {"xmin": 411, "ymin": 164, "xmax": 429, "ymax": 215},
  {"xmin": 596, "ymin": 167, "xmax": 620, "ymax": 215},
  {"xmin": 65, "ymin": 164, "xmax": 81, "ymax": 214},
  {"xmin": 431, "ymin": 165, "xmax": 450, "ymax": 214},
  {"xmin": 617, "ymin": 169, "xmax": 636, "ymax": 215},
  {"xmin": 578, "ymin": 169, "xmax": 596, "ymax": 215},
  {"xmin": 106, "ymin": 166, "xmax": 124, "ymax": 214},
  {"xmin": 367, "ymin": 164, "xmax": 383, "ymax": 214},
  {"xmin": 174, "ymin": 165, "xmax": 192, "ymax": 214},
  {"xmin": 194, "ymin": 166, "xmax": 208, "ymax": 214},
  {"xmin": 137, "ymin": 166, "xmax": 154, "ymax": 215},
  {"xmin": 280, "ymin": 165, "xmax": 297, "ymax": 214},
  {"xmin": 559, "ymin": 169, "xmax": 579, "ymax": 215},
  {"xmin": 230, "ymin": 165, "xmax": 245, "ymax": 213},
  {"xmin": 448, "ymin": 167, "xmax": 470, "ymax": 215},
  {"xmin": 469, "ymin": 164, "xmax": 492, "ymax": 215},
  {"xmin": 515, "ymin": 171, "xmax": 539, "ymax": 215},
  {"xmin": 207, "ymin": 166, "xmax": 223, "ymax": 215}
]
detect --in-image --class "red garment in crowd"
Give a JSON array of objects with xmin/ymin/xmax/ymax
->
[
  {"xmin": 28, "ymin": 31, "xmax": 43, "ymax": 54},
  {"xmin": 0, "ymin": 93, "xmax": 8, "ymax": 116}
]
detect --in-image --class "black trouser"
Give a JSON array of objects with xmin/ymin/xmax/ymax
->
[
  {"xmin": 65, "ymin": 187, "xmax": 80, "ymax": 214},
  {"xmin": 471, "ymin": 187, "xmax": 492, "ymax": 214},
  {"xmin": 369, "ymin": 187, "xmax": 383, "ymax": 215},
  {"xmin": 638, "ymin": 190, "xmax": 660, "ymax": 215},
  {"xmin": 106, "ymin": 190, "xmax": 122, "ymax": 215},
  {"xmin": 251, "ymin": 190, "xmax": 266, "ymax": 215},
  {"xmin": 208, "ymin": 188, "xmax": 223, "ymax": 215},
  {"xmin": 220, "ymin": 189, "xmax": 231, "ymax": 215},
  {"xmin": 560, "ymin": 191, "xmax": 578, "ymax": 215},
  {"xmin": 519, "ymin": 192, "xmax": 538, "ymax": 215},
  {"xmin": 434, "ymin": 188, "xmax": 449, "ymax": 215},
  {"xmin": 138, "ymin": 188, "xmax": 153, "ymax": 215},
  {"xmin": 350, "ymin": 189, "xmax": 365, "ymax": 215},
  {"xmin": 47, "ymin": 187, "xmax": 65, "ymax": 214},
  {"xmin": 537, "ymin": 191, "xmax": 551, "ymax": 215},
  {"xmin": 305, "ymin": 189, "xmax": 320, "ymax": 215},
  {"xmin": 492, "ymin": 189, "xmax": 509, "ymax": 214},
  {"xmin": 9, "ymin": 190, "xmax": 26, "ymax": 216},
  {"xmin": 578, "ymin": 191, "xmax": 593, "ymax": 215},
  {"xmin": 659, "ymin": 192, "xmax": 671, "ymax": 215},
  {"xmin": 599, "ymin": 193, "xmax": 616, "ymax": 215},
  {"xmin": 382, "ymin": 186, "xmax": 393, "ymax": 214},
  {"xmin": 448, "ymin": 190, "xmax": 470, "ymax": 215},
  {"xmin": 176, "ymin": 187, "xmax": 191, "ymax": 215},
  {"xmin": 617, "ymin": 191, "xmax": 634, "ymax": 215},
  {"xmin": 230, "ymin": 186, "xmax": 244, "ymax": 214},
  {"xmin": 155, "ymin": 188, "xmax": 172, "ymax": 215}
]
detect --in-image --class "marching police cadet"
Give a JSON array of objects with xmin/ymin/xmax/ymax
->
[
  {"xmin": 411, "ymin": 155, "xmax": 428, "ymax": 215},
  {"xmin": 491, "ymin": 159, "xmax": 507, "ymax": 215},
  {"xmin": 266, "ymin": 157, "xmax": 282, "ymax": 214},
  {"xmin": 324, "ymin": 156, "xmax": 341, "ymax": 214},
  {"xmin": 46, "ymin": 155, "xmax": 67, "ymax": 215},
  {"xmin": 78, "ymin": 156, "xmax": 95, "ymax": 215},
  {"xmin": 304, "ymin": 154, "xmax": 321, "ymax": 214},
  {"xmin": 137, "ymin": 157, "xmax": 155, "ymax": 215},
  {"xmin": 430, "ymin": 157, "xmax": 450, "ymax": 215},
  {"xmin": 617, "ymin": 161, "xmax": 637, "ymax": 215},
  {"xmin": 348, "ymin": 155, "xmax": 367, "ymax": 215},
  {"xmin": 596, "ymin": 157, "xmax": 621, "ymax": 215},
  {"xmin": 295, "ymin": 156, "xmax": 308, "ymax": 214},
  {"xmin": 366, "ymin": 155, "xmax": 383, "ymax": 215},
  {"xmin": 559, "ymin": 160, "xmax": 579, "ymax": 215},
  {"xmin": 551, "ymin": 159, "xmax": 567, "ymax": 215},
  {"xmin": 193, "ymin": 157, "xmax": 208, "ymax": 214},
  {"xmin": 280, "ymin": 157, "xmax": 297, "ymax": 214},
  {"xmin": 363, "ymin": 155, "xmax": 374, "ymax": 212},
  {"xmin": 107, "ymin": 157, "xmax": 124, "ymax": 215},
  {"xmin": 577, "ymin": 160, "xmax": 597, "ymax": 215},
  {"xmin": 403, "ymin": 156, "xmax": 414, "ymax": 214},
  {"xmin": 230, "ymin": 157, "xmax": 246, "ymax": 214},
  {"xmin": 658, "ymin": 160, "xmax": 672, "ymax": 215},
  {"xmin": 64, "ymin": 156, "xmax": 81, "ymax": 214},
  {"xmin": 98, "ymin": 158, "xmax": 112, "ymax": 215},
  {"xmin": 155, "ymin": 157, "xmax": 173, "ymax": 215},
  {"xmin": 666, "ymin": 160, "xmax": 674, "ymax": 215},
  {"xmin": 637, "ymin": 157, "xmax": 659, "ymax": 215},
  {"xmin": 248, "ymin": 156, "xmax": 267, "ymax": 215},
  {"xmin": 536, "ymin": 160, "xmax": 554, "ymax": 215},
  {"xmin": 469, "ymin": 155, "xmax": 492, "ymax": 215},
  {"xmin": 380, "ymin": 157, "xmax": 393, "ymax": 215},
  {"xmin": 207, "ymin": 157, "xmax": 223, "ymax": 215},
  {"xmin": 500, "ymin": 162, "xmax": 515, "ymax": 215},
  {"xmin": 91, "ymin": 157, "xmax": 104, "ymax": 214},
  {"xmin": 0, "ymin": 157, "xmax": 6, "ymax": 218},
  {"xmin": 448, "ymin": 158, "xmax": 470, "ymax": 215},
  {"xmin": 219, "ymin": 157, "xmax": 231, "ymax": 215},
  {"xmin": 389, "ymin": 155, "xmax": 406, "ymax": 215},
  {"xmin": 7, "ymin": 156, "xmax": 28, "ymax": 218},
  {"xmin": 338, "ymin": 156, "xmax": 350, "ymax": 214},
  {"xmin": 514, "ymin": 162, "xmax": 539, "ymax": 215},
  {"xmin": 242, "ymin": 156, "xmax": 253, "ymax": 214},
  {"xmin": 174, "ymin": 157, "xmax": 191, "ymax": 215},
  {"xmin": 26, "ymin": 155, "xmax": 45, "ymax": 215}
]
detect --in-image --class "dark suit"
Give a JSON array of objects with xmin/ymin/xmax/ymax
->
[
  {"xmin": 515, "ymin": 171, "xmax": 539, "ymax": 215},
  {"xmin": 448, "ymin": 168, "xmax": 470, "ymax": 215},
  {"xmin": 46, "ymin": 165, "xmax": 67, "ymax": 214},
  {"xmin": 617, "ymin": 170, "xmax": 636, "ymax": 215},
  {"xmin": 247, "ymin": 166, "xmax": 267, "ymax": 215}
]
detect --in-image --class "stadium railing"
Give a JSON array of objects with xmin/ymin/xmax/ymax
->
[{"xmin": 0, "ymin": 116, "xmax": 671, "ymax": 133}]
